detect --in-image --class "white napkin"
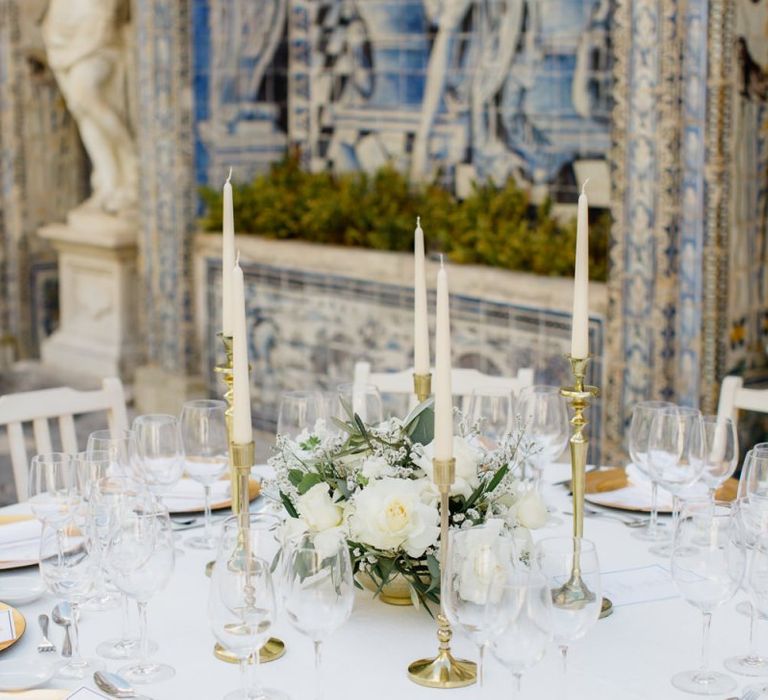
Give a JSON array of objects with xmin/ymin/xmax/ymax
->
[
  {"xmin": 0, "ymin": 519, "xmax": 42, "ymax": 563},
  {"xmin": 158, "ymin": 478, "xmax": 231, "ymax": 512}
]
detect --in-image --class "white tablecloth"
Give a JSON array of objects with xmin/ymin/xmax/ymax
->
[{"xmin": 0, "ymin": 465, "xmax": 754, "ymax": 700}]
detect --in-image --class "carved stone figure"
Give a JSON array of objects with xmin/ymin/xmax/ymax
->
[{"xmin": 41, "ymin": 0, "xmax": 136, "ymax": 215}]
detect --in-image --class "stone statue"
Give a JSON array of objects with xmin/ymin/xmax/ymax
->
[{"xmin": 41, "ymin": 0, "xmax": 136, "ymax": 216}]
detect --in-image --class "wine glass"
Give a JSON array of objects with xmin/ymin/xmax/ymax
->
[
  {"xmin": 39, "ymin": 521, "xmax": 103, "ymax": 679},
  {"xmin": 692, "ymin": 415, "xmax": 738, "ymax": 499},
  {"xmin": 628, "ymin": 400, "xmax": 674, "ymax": 541},
  {"xmin": 283, "ymin": 539, "xmax": 354, "ymax": 700},
  {"xmin": 132, "ymin": 414, "xmax": 184, "ymax": 492},
  {"xmin": 336, "ymin": 383, "xmax": 383, "ymax": 426},
  {"xmin": 739, "ymin": 447, "xmax": 768, "ymax": 500},
  {"xmin": 741, "ymin": 538, "xmax": 768, "ymax": 697},
  {"xmin": 537, "ymin": 537, "xmax": 602, "ymax": 680},
  {"xmin": 467, "ymin": 386, "xmax": 515, "ymax": 449},
  {"xmin": 209, "ymin": 517, "xmax": 289, "ymax": 700},
  {"xmin": 670, "ymin": 499, "xmax": 745, "ymax": 694},
  {"xmin": 443, "ymin": 523, "xmax": 518, "ymax": 688},
  {"xmin": 179, "ymin": 400, "xmax": 229, "ymax": 550},
  {"xmin": 516, "ymin": 385, "xmax": 569, "ymax": 488},
  {"xmin": 277, "ymin": 391, "xmax": 325, "ymax": 440},
  {"xmin": 86, "ymin": 429, "xmax": 137, "ymax": 477},
  {"xmin": 491, "ymin": 571, "xmax": 554, "ymax": 694},
  {"xmin": 647, "ymin": 406, "xmax": 705, "ymax": 557},
  {"xmin": 106, "ymin": 498, "xmax": 176, "ymax": 684}
]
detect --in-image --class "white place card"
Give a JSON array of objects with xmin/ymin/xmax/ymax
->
[
  {"xmin": 601, "ymin": 564, "xmax": 679, "ymax": 607},
  {"xmin": 67, "ymin": 688, "xmax": 109, "ymax": 700},
  {"xmin": 0, "ymin": 609, "xmax": 15, "ymax": 643}
]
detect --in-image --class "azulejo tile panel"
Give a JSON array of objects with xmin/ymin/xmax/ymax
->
[{"xmin": 203, "ymin": 256, "xmax": 605, "ymax": 462}]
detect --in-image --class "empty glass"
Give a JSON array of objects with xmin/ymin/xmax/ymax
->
[
  {"xmin": 647, "ymin": 406, "xmax": 704, "ymax": 556},
  {"xmin": 692, "ymin": 415, "xmax": 738, "ymax": 499},
  {"xmin": 106, "ymin": 499, "xmax": 176, "ymax": 684},
  {"xmin": 516, "ymin": 385, "xmax": 569, "ymax": 488},
  {"xmin": 467, "ymin": 386, "xmax": 515, "ymax": 449},
  {"xmin": 670, "ymin": 500, "xmax": 745, "ymax": 695},
  {"xmin": 179, "ymin": 400, "xmax": 229, "ymax": 550},
  {"xmin": 737, "ymin": 447, "xmax": 768, "ymax": 620},
  {"xmin": 628, "ymin": 400, "xmax": 674, "ymax": 541},
  {"xmin": 283, "ymin": 539, "xmax": 354, "ymax": 700},
  {"xmin": 28, "ymin": 453, "xmax": 79, "ymax": 529},
  {"xmin": 443, "ymin": 524, "xmax": 518, "ymax": 687},
  {"xmin": 39, "ymin": 521, "xmax": 103, "ymax": 679},
  {"xmin": 742, "ymin": 540, "xmax": 768, "ymax": 697},
  {"xmin": 336, "ymin": 383, "xmax": 383, "ymax": 426},
  {"xmin": 86, "ymin": 429, "xmax": 137, "ymax": 477},
  {"xmin": 537, "ymin": 537, "xmax": 602, "ymax": 680},
  {"xmin": 277, "ymin": 391, "xmax": 326, "ymax": 440},
  {"xmin": 132, "ymin": 414, "xmax": 184, "ymax": 492},
  {"xmin": 491, "ymin": 572, "xmax": 554, "ymax": 695}
]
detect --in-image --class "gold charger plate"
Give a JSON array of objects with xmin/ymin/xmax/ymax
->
[
  {"xmin": 165, "ymin": 478, "xmax": 261, "ymax": 515},
  {"xmin": 584, "ymin": 468, "xmax": 738, "ymax": 514},
  {"xmin": 0, "ymin": 515, "xmax": 39, "ymax": 571},
  {"xmin": 0, "ymin": 602, "xmax": 25, "ymax": 652}
]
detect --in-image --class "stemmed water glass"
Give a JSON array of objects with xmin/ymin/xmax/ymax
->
[
  {"xmin": 691, "ymin": 415, "xmax": 738, "ymax": 500},
  {"xmin": 131, "ymin": 414, "xmax": 184, "ymax": 492},
  {"xmin": 442, "ymin": 523, "xmax": 517, "ymax": 688},
  {"xmin": 336, "ymin": 383, "xmax": 384, "ymax": 425},
  {"xmin": 39, "ymin": 520, "xmax": 103, "ymax": 679},
  {"xmin": 628, "ymin": 400, "xmax": 674, "ymax": 541},
  {"xmin": 106, "ymin": 498, "xmax": 176, "ymax": 684},
  {"xmin": 86, "ymin": 429, "xmax": 137, "ymax": 477},
  {"xmin": 670, "ymin": 499, "xmax": 745, "ymax": 695},
  {"xmin": 491, "ymin": 572, "xmax": 554, "ymax": 695},
  {"xmin": 516, "ymin": 385, "xmax": 569, "ymax": 489},
  {"xmin": 537, "ymin": 537, "xmax": 602, "ymax": 681},
  {"xmin": 467, "ymin": 386, "xmax": 515, "ymax": 449},
  {"xmin": 209, "ymin": 516, "xmax": 289, "ymax": 700},
  {"xmin": 179, "ymin": 399, "xmax": 229, "ymax": 550},
  {"xmin": 277, "ymin": 391, "xmax": 325, "ymax": 440},
  {"xmin": 742, "ymin": 539, "xmax": 768, "ymax": 697},
  {"xmin": 647, "ymin": 406, "xmax": 705, "ymax": 556},
  {"xmin": 283, "ymin": 538, "xmax": 354, "ymax": 700}
]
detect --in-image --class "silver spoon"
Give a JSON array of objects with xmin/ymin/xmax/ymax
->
[
  {"xmin": 94, "ymin": 670, "xmax": 156, "ymax": 699},
  {"xmin": 52, "ymin": 602, "xmax": 72, "ymax": 658}
]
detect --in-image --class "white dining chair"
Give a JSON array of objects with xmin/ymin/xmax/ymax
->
[
  {"xmin": 352, "ymin": 361, "xmax": 534, "ymax": 412},
  {"xmin": 0, "ymin": 377, "xmax": 128, "ymax": 501},
  {"xmin": 716, "ymin": 375, "xmax": 768, "ymax": 424}
]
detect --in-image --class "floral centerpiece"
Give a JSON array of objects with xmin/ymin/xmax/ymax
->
[{"xmin": 270, "ymin": 401, "xmax": 546, "ymax": 611}]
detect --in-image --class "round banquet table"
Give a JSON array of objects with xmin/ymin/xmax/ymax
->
[{"xmin": 0, "ymin": 464, "xmax": 754, "ymax": 700}]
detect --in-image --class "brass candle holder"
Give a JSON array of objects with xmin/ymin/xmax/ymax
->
[
  {"xmin": 413, "ymin": 373, "xmax": 432, "ymax": 403},
  {"xmin": 558, "ymin": 355, "xmax": 612, "ymax": 619},
  {"xmin": 407, "ymin": 457, "xmax": 477, "ymax": 688}
]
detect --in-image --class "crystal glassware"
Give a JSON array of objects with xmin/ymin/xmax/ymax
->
[
  {"xmin": 277, "ymin": 391, "xmax": 326, "ymax": 440},
  {"xmin": 692, "ymin": 415, "xmax": 738, "ymax": 499},
  {"xmin": 106, "ymin": 498, "xmax": 176, "ymax": 684},
  {"xmin": 741, "ymin": 539, "xmax": 768, "ymax": 697},
  {"xmin": 442, "ymin": 523, "xmax": 518, "ymax": 688},
  {"xmin": 491, "ymin": 571, "xmax": 554, "ymax": 694},
  {"xmin": 647, "ymin": 406, "xmax": 704, "ymax": 557},
  {"xmin": 283, "ymin": 539, "xmax": 354, "ymax": 700},
  {"xmin": 86, "ymin": 429, "xmax": 137, "ymax": 477},
  {"xmin": 628, "ymin": 400, "xmax": 674, "ymax": 541},
  {"xmin": 131, "ymin": 414, "xmax": 184, "ymax": 492},
  {"xmin": 39, "ymin": 520, "xmax": 103, "ymax": 679},
  {"xmin": 670, "ymin": 499, "xmax": 745, "ymax": 695},
  {"xmin": 209, "ymin": 516, "xmax": 289, "ymax": 700},
  {"xmin": 467, "ymin": 386, "xmax": 515, "ymax": 449},
  {"xmin": 336, "ymin": 383, "xmax": 384, "ymax": 426},
  {"xmin": 179, "ymin": 399, "xmax": 229, "ymax": 550},
  {"xmin": 537, "ymin": 536, "xmax": 602, "ymax": 681}
]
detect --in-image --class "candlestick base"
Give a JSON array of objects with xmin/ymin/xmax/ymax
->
[
  {"xmin": 600, "ymin": 597, "xmax": 614, "ymax": 618},
  {"xmin": 413, "ymin": 373, "xmax": 432, "ymax": 403},
  {"xmin": 407, "ymin": 615, "xmax": 477, "ymax": 688}
]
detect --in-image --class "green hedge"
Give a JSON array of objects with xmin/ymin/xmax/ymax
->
[{"xmin": 200, "ymin": 155, "xmax": 609, "ymax": 281}]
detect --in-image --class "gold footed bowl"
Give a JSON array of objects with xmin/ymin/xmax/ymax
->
[
  {"xmin": 214, "ymin": 638, "xmax": 286, "ymax": 664},
  {"xmin": 357, "ymin": 572, "xmax": 418, "ymax": 606}
]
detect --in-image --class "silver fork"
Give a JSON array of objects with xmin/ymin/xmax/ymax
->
[
  {"xmin": 36, "ymin": 614, "xmax": 56, "ymax": 653},
  {"xmin": 563, "ymin": 508, "xmax": 648, "ymax": 528},
  {"xmin": 741, "ymin": 690, "xmax": 764, "ymax": 700}
]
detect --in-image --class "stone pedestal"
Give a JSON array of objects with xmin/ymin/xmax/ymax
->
[{"xmin": 39, "ymin": 208, "xmax": 140, "ymax": 381}]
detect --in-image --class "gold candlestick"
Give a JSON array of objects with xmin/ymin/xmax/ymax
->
[
  {"xmin": 407, "ymin": 457, "xmax": 477, "ymax": 688},
  {"xmin": 558, "ymin": 355, "xmax": 612, "ymax": 618},
  {"xmin": 413, "ymin": 373, "xmax": 432, "ymax": 403}
]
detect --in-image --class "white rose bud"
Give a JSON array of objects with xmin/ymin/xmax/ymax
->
[
  {"xmin": 515, "ymin": 490, "xmax": 548, "ymax": 529},
  {"xmin": 296, "ymin": 483, "xmax": 344, "ymax": 532}
]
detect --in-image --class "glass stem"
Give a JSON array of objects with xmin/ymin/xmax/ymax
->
[
  {"xmin": 649, "ymin": 482, "xmax": 659, "ymax": 537},
  {"xmin": 749, "ymin": 601, "xmax": 760, "ymax": 659},
  {"xmin": 239, "ymin": 658, "xmax": 250, "ymax": 697},
  {"xmin": 478, "ymin": 642, "xmax": 486, "ymax": 688},
  {"xmin": 70, "ymin": 601, "xmax": 82, "ymax": 665},
  {"xmin": 251, "ymin": 642, "xmax": 263, "ymax": 695},
  {"xmin": 314, "ymin": 639, "xmax": 323, "ymax": 700},
  {"xmin": 700, "ymin": 611, "xmax": 712, "ymax": 673},
  {"xmin": 560, "ymin": 645, "xmax": 569, "ymax": 700},
  {"xmin": 137, "ymin": 600, "xmax": 149, "ymax": 667},
  {"xmin": 671, "ymin": 494, "xmax": 680, "ymax": 539},
  {"xmin": 120, "ymin": 593, "xmax": 131, "ymax": 644},
  {"xmin": 203, "ymin": 484, "xmax": 212, "ymax": 542},
  {"xmin": 513, "ymin": 672, "xmax": 523, "ymax": 695},
  {"xmin": 708, "ymin": 487, "xmax": 717, "ymax": 504}
]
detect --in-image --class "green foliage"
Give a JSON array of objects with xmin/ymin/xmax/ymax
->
[{"xmin": 200, "ymin": 154, "xmax": 610, "ymax": 281}]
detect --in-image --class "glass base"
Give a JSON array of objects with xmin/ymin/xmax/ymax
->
[
  {"xmin": 738, "ymin": 601, "xmax": 768, "ymax": 620},
  {"xmin": 119, "ymin": 660, "xmax": 175, "ymax": 685},
  {"xmin": 671, "ymin": 669, "xmax": 736, "ymax": 695},
  {"xmin": 56, "ymin": 656, "xmax": 104, "ymax": 680},
  {"xmin": 724, "ymin": 654, "xmax": 768, "ymax": 676},
  {"xmin": 744, "ymin": 683, "xmax": 768, "ymax": 697},
  {"xmin": 97, "ymin": 637, "xmax": 158, "ymax": 660},
  {"xmin": 632, "ymin": 522, "xmax": 669, "ymax": 542},
  {"xmin": 186, "ymin": 532, "xmax": 219, "ymax": 550},
  {"xmin": 223, "ymin": 688, "xmax": 291, "ymax": 700},
  {"xmin": 82, "ymin": 591, "xmax": 121, "ymax": 612}
]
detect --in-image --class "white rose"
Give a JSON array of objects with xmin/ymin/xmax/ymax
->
[
  {"xmin": 454, "ymin": 520, "xmax": 513, "ymax": 605},
  {"xmin": 514, "ymin": 490, "xmax": 548, "ymax": 529},
  {"xmin": 361, "ymin": 456, "xmax": 389, "ymax": 480},
  {"xmin": 416, "ymin": 437, "xmax": 482, "ymax": 498},
  {"xmin": 296, "ymin": 483, "xmax": 344, "ymax": 532},
  {"xmin": 349, "ymin": 478, "xmax": 439, "ymax": 557}
]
